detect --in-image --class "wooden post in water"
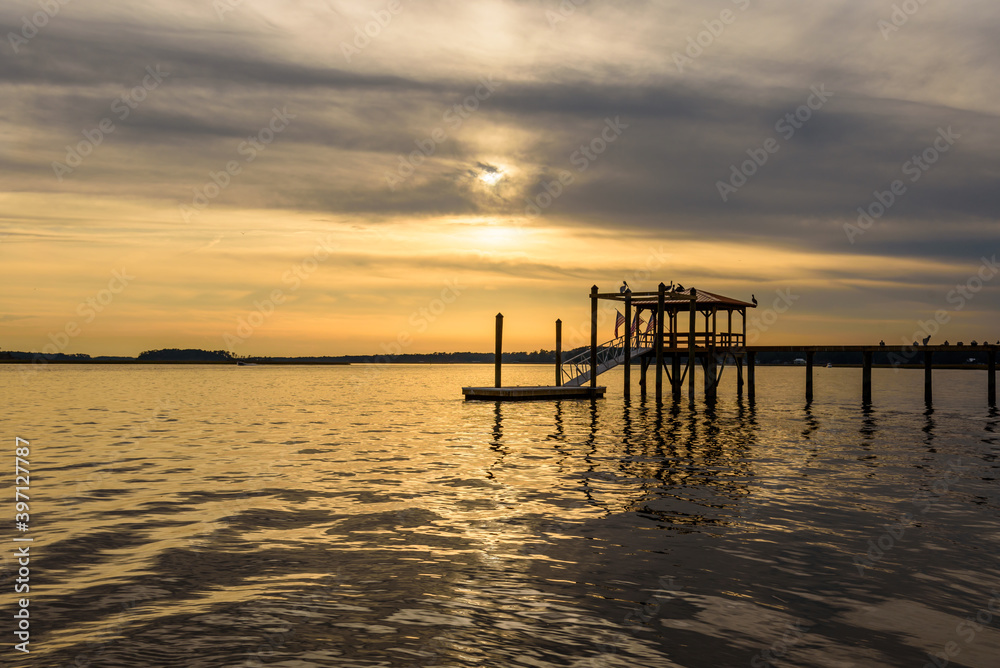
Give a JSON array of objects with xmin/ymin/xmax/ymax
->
[
  {"xmin": 555, "ymin": 319, "xmax": 562, "ymax": 387},
  {"xmin": 736, "ymin": 356, "xmax": 744, "ymax": 396},
  {"xmin": 495, "ymin": 312, "xmax": 503, "ymax": 388},
  {"xmin": 862, "ymin": 351, "xmax": 872, "ymax": 404},
  {"xmin": 747, "ymin": 351, "xmax": 756, "ymax": 402},
  {"xmin": 655, "ymin": 283, "xmax": 665, "ymax": 403},
  {"xmin": 624, "ymin": 293, "xmax": 631, "ymax": 400},
  {"xmin": 688, "ymin": 289, "xmax": 697, "ymax": 400},
  {"xmin": 590, "ymin": 286, "xmax": 598, "ymax": 389},
  {"xmin": 988, "ymin": 349, "xmax": 996, "ymax": 405},
  {"xmin": 805, "ymin": 351, "xmax": 814, "ymax": 403},
  {"xmin": 924, "ymin": 350, "xmax": 933, "ymax": 403}
]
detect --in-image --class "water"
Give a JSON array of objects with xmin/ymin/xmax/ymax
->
[{"xmin": 2, "ymin": 364, "xmax": 999, "ymax": 667}]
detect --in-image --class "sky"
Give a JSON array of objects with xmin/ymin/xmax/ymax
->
[{"xmin": 1, "ymin": 0, "xmax": 999, "ymax": 356}]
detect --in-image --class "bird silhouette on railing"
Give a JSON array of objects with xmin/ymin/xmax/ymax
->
[
  {"xmin": 674, "ymin": 283, "xmax": 684, "ymax": 292},
  {"xmin": 922, "ymin": 335, "xmax": 931, "ymax": 346},
  {"xmin": 751, "ymin": 294, "xmax": 758, "ymax": 306},
  {"xmin": 620, "ymin": 280, "xmax": 630, "ymax": 294}
]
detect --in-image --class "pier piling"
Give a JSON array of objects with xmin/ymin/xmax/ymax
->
[
  {"xmin": 747, "ymin": 352, "xmax": 756, "ymax": 402},
  {"xmin": 590, "ymin": 286, "xmax": 598, "ymax": 390},
  {"xmin": 555, "ymin": 319, "xmax": 562, "ymax": 387},
  {"xmin": 624, "ymin": 293, "xmax": 631, "ymax": 400},
  {"xmin": 655, "ymin": 283, "xmax": 664, "ymax": 403},
  {"xmin": 862, "ymin": 351, "xmax": 873, "ymax": 404},
  {"xmin": 990, "ymin": 349, "xmax": 997, "ymax": 405},
  {"xmin": 495, "ymin": 313, "xmax": 503, "ymax": 388},
  {"xmin": 805, "ymin": 351, "xmax": 814, "ymax": 402},
  {"xmin": 924, "ymin": 351, "xmax": 933, "ymax": 403}
]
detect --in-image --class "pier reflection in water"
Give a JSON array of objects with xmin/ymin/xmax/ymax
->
[{"xmin": 4, "ymin": 364, "xmax": 1000, "ymax": 667}]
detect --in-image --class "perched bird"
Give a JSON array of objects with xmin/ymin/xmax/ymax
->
[
  {"xmin": 674, "ymin": 283, "xmax": 684, "ymax": 292},
  {"xmin": 957, "ymin": 342, "xmax": 964, "ymax": 347},
  {"xmin": 879, "ymin": 340, "xmax": 885, "ymax": 347},
  {"xmin": 943, "ymin": 340, "xmax": 949, "ymax": 346},
  {"xmin": 666, "ymin": 281, "xmax": 674, "ymax": 291},
  {"xmin": 922, "ymin": 335, "xmax": 931, "ymax": 346},
  {"xmin": 620, "ymin": 280, "xmax": 630, "ymax": 294},
  {"xmin": 751, "ymin": 294, "xmax": 758, "ymax": 306},
  {"xmin": 971, "ymin": 340, "xmax": 978, "ymax": 346},
  {"xmin": 913, "ymin": 341, "xmax": 919, "ymax": 347}
]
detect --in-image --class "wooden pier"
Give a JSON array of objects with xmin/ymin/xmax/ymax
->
[{"xmin": 462, "ymin": 285, "xmax": 998, "ymax": 405}]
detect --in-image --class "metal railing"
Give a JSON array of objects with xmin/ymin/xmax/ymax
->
[
  {"xmin": 560, "ymin": 330, "xmax": 746, "ymax": 386},
  {"xmin": 561, "ymin": 331, "xmax": 653, "ymax": 386}
]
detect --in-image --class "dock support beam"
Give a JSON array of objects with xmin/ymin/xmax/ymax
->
[
  {"xmin": 590, "ymin": 286, "xmax": 598, "ymax": 390},
  {"xmin": 495, "ymin": 312, "xmax": 503, "ymax": 388},
  {"xmin": 655, "ymin": 283, "xmax": 665, "ymax": 403},
  {"xmin": 862, "ymin": 351, "xmax": 872, "ymax": 404},
  {"xmin": 747, "ymin": 352, "xmax": 756, "ymax": 402},
  {"xmin": 805, "ymin": 351, "xmax": 814, "ymax": 403},
  {"xmin": 924, "ymin": 351, "xmax": 933, "ymax": 404},
  {"xmin": 989, "ymin": 349, "xmax": 996, "ymax": 406},
  {"xmin": 624, "ymin": 293, "xmax": 631, "ymax": 400},
  {"xmin": 688, "ymin": 290, "xmax": 697, "ymax": 400},
  {"xmin": 555, "ymin": 319, "xmax": 562, "ymax": 387}
]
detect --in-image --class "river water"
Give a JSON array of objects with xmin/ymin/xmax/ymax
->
[{"xmin": 2, "ymin": 363, "xmax": 999, "ymax": 667}]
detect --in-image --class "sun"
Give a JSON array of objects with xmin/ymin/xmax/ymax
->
[{"xmin": 479, "ymin": 167, "xmax": 504, "ymax": 186}]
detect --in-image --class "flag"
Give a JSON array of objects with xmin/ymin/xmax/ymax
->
[
  {"xmin": 615, "ymin": 310, "xmax": 625, "ymax": 337},
  {"xmin": 631, "ymin": 312, "xmax": 643, "ymax": 335},
  {"xmin": 645, "ymin": 313, "xmax": 657, "ymax": 334}
]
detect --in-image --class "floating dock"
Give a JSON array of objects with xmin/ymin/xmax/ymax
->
[{"xmin": 462, "ymin": 385, "xmax": 606, "ymax": 401}]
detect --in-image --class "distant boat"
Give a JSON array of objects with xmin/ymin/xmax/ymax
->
[
  {"xmin": 793, "ymin": 358, "xmax": 807, "ymax": 365},
  {"xmin": 236, "ymin": 361, "xmax": 258, "ymax": 366},
  {"xmin": 826, "ymin": 362, "xmax": 833, "ymax": 368}
]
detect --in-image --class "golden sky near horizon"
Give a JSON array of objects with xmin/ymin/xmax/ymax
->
[{"xmin": 2, "ymin": 0, "xmax": 999, "ymax": 356}]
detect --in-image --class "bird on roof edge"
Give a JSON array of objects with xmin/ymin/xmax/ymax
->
[
  {"xmin": 922, "ymin": 335, "xmax": 931, "ymax": 345},
  {"xmin": 751, "ymin": 294, "xmax": 758, "ymax": 306}
]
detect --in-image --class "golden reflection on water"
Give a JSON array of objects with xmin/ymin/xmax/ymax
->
[{"xmin": 3, "ymin": 364, "xmax": 999, "ymax": 666}]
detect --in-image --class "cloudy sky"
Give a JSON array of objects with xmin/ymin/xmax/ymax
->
[{"xmin": 2, "ymin": 0, "xmax": 998, "ymax": 356}]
